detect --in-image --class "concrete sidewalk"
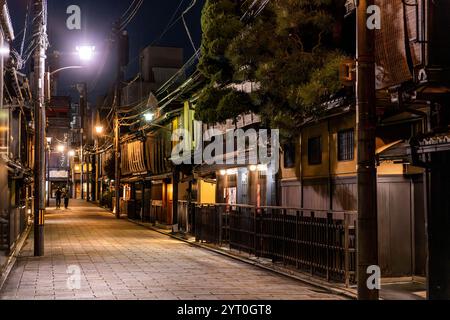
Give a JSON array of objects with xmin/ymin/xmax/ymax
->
[{"xmin": 0, "ymin": 200, "xmax": 345, "ymax": 300}]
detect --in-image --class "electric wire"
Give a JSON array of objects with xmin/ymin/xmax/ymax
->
[
  {"xmin": 120, "ymin": 0, "xmax": 144, "ymax": 31},
  {"xmin": 121, "ymin": 0, "xmax": 139, "ymax": 19},
  {"xmin": 181, "ymin": 0, "xmax": 199, "ymax": 59}
]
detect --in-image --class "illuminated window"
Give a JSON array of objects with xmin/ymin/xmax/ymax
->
[{"xmin": 338, "ymin": 129, "xmax": 355, "ymax": 161}]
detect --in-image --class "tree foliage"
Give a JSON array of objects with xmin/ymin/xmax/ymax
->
[{"xmin": 196, "ymin": 0, "xmax": 349, "ymax": 137}]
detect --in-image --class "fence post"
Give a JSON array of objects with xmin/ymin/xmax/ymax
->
[
  {"xmin": 7, "ymin": 210, "xmax": 12, "ymax": 254},
  {"xmin": 224, "ymin": 205, "xmax": 229, "ymax": 246},
  {"xmin": 344, "ymin": 212, "xmax": 350, "ymax": 288},
  {"xmin": 282, "ymin": 208, "xmax": 287, "ymax": 266},
  {"xmin": 271, "ymin": 208, "xmax": 275, "ymax": 263},
  {"xmin": 326, "ymin": 212, "xmax": 333, "ymax": 282},
  {"xmin": 253, "ymin": 206, "xmax": 257, "ymax": 257},
  {"xmin": 191, "ymin": 202, "xmax": 195, "ymax": 235},
  {"xmin": 296, "ymin": 210, "xmax": 300, "ymax": 269},
  {"xmin": 237, "ymin": 206, "xmax": 241, "ymax": 253},
  {"xmin": 186, "ymin": 202, "xmax": 189, "ymax": 233},
  {"xmin": 195, "ymin": 205, "xmax": 200, "ymax": 242},
  {"xmin": 219, "ymin": 205, "xmax": 222, "ymax": 245},
  {"xmin": 310, "ymin": 211, "xmax": 315, "ymax": 276}
]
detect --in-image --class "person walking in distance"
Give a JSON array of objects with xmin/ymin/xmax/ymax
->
[
  {"xmin": 64, "ymin": 189, "xmax": 70, "ymax": 209},
  {"xmin": 55, "ymin": 188, "xmax": 62, "ymax": 209}
]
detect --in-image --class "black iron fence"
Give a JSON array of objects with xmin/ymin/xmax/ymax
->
[
  {"xmin": 190, "ymin": 202, "xmax": 357, "ymax": 286},
  {"xmin": 149, "ymin": 201, "xmax": 164, "ymax": 224},
  {"xmin": 0, "ymin": 206, "xmax": 28, "ymax": 254},
  {"xmin": 177, "ymin": 201, "xmax": 191, "ymax": 233}
]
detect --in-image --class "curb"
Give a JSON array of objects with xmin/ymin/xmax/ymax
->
[
  {"xmin": 127, "ymin": 218, "xmax": 357, "ymax": 300},
  {"xmin": 0, "ymin": 224, "xmax": 32, "ymax": 292}
]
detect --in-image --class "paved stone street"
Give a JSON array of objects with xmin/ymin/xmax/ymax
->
[{"xmin": 0, "ymin": 200, "xmax": 344, "ymax": 300}]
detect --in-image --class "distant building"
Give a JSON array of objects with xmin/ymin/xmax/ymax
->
[
  {"xmin": 121, "ymin": 46, "xmax": 185, "ymax": 106},
  {"xmin": 47, "ymin": 96, "xmax": 72, "ymax": 197}
]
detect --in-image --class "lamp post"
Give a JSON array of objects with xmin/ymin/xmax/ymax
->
[
  {"xmin": 356, "ymin": 0, "xmax": 379, "ymax": 300},
  {"xmin": 68, "ymin": 150, "xmax": 75, "ymax": 196},
  {"xmin": 95, "ymin": 125, "xmax": 104, "ymax": 203},
  {"xmin": 33, "ymin": 0, "xmax": 48, "ymax": 257},
  {"xmin": 49, "ymin": 46, "xmax": 95, "ymax": 76},
  {"xmin": 76, "ymin": 45, "xmax": 96, "ymax": 61}
]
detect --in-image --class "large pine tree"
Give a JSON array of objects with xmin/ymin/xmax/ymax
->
[{"xmin": 196, "ymin": 0, "xmax": 349, "ymax": 138}]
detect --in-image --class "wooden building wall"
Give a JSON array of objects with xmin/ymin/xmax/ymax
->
[{"xmin": 279, "ymin": 112, "xmax": 427, "ymax": 277}]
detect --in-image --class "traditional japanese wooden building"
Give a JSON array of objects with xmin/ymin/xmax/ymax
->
[{"xmin": 0, "ymin": 3, "xmax": 34, "ymax": 257}]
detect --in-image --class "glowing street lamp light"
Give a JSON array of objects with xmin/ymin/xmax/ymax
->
[
  {"xmin": 57, "ymin": 144, "xmax": 65, "ymax": 153},
  {"xmin": 46, "ymin": 137, "xmax": 52, "ymax": 144},
  {"xmin": 0, "ymin": 44, "xmax": 10, "ymax": 57},
  {"xmin": 68, "ymin": 150, "xmax": 76, "ymax": 157},
  {"xmin": 95, "ymin": 125, "xmax": 104, "ymax": 135},
  {"xmin": 76, "ymin": 45, "xmax": 95, "ymax": 61},
  {"xmin": 144, "ymin": 112, "xmax": 154, "ymax": 122}
]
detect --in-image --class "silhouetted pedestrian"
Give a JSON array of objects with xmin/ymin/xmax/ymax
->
[
  {"xmin": 55, "ymin": 188, "xmax": 62, "ymax": 209},
  {"xmin": 64, "ymin": 191, "xmax": 70, "ymax": 209}
]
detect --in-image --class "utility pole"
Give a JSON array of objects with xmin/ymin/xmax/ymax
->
[
  {"xmin": 86, "ymin": 154, "xmax": 91, "ymax": 201},
  {"xmin": 33, "ymin": 0, "xmax": 48, "ymax": 257},
  {"xmin": 78, "ymin": 83, "xmax": 88, "ymax": 201},
  {"xmin": 95, "ymin": 138, "xmax": 99, "ymax": 203},
  {"xmin": 46, "ymin": 146, "xmax": 50, "ymax": 207},
  {"xmin": 77, "ymin": 82, "xmax": 87, "ymax": 200},
  {"xmin": 113, "ymin": 27, "xmax": 128, "ymax": 219},
  {"xmin": 114, "ymin": 115, "xmax": 120, "ymax": 218},
  {"xmin": 356, "ymin": 0, "xmax": 379, "ymax": 300},
  {"xmin": 80, "ymin": 144, "xmax": 84, "ymax": 199},
  {"xmin": 91, "ymin": 151, "xmax": 96, "ymax": 201}
]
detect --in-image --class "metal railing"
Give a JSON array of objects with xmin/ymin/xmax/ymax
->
[
  {"xmin": 191, "ymin": 203, "xmax": 357, "ymax": 286},
  {"xmin": 177, "ymin": 201, "xmax": 191, "ymax": 233},
  {"xmin": 149, "ymin": 201, "xmax": 164, "ymax": 224}
]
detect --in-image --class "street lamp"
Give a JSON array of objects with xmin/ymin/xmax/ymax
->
[
  {"xmin": 144, "ymin": 112, "xmax": 154, "ymax": 122},
  {"xmin": 0, "ymin": 43, "xmax": 10, "ymax": 56},
  {"xmin": 95, "ymin": 125, "xmax": 104, "ymax": 135},
  {"xmin": 50, "ymin": 66, "xmax": 84, "ymax": 76},
  {"xmin": 76, "ymin": 45, "xmax": 95, "ymax": 61},
  {"xmin": 50, "ymin": 45, "xmax": 96, "ymax": 76},
  {"xmin": 56, "ymin": 144, "xmax": 65, "ymax": 153}
]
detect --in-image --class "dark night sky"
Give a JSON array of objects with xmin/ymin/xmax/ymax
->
[{"xmin": 8, "ymin": 0, "xmax": 203, "ymax": 103}]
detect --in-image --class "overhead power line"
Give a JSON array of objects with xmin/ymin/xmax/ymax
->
[
  {"xmin": 121, "ymin": 0, "xmax": 139, "ymax": 19},
  {"xmin": 120, "ymin": 0, "xmax": 144, "ymax": 31},
  {"xmin": 182, "ymin": 0, "xmax": 200, "ymax": 59}
]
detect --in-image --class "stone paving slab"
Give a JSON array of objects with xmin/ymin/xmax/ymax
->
[{"xmin": 0, "ymin": 200, "xmax": 344, "ymax": 300}]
